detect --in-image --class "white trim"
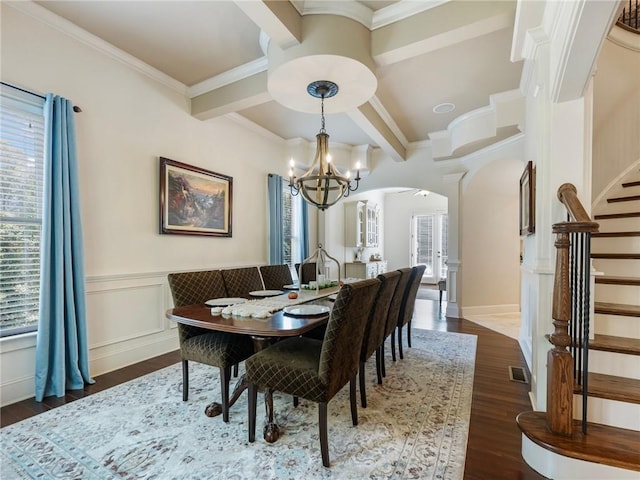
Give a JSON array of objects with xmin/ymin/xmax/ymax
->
[
  {"xmin": 224, "ymin": 112, "xmax": 286, "ymax": 143},
  {"xmin": 592, "ymin": 158, "xmax": 640, "ymax": 208},
  {"xmin": 608, "ymin": 25, "xmax": 640, "ymax": 52},
  {"xmin": 371, "ymin": 0, "xmax": 450, "ymax": 30},
  {"xmin": 368, "ymin": 95, "xmax": 408, "ymax": 147},
  {"xmin": 300, "ymin": 1, "xmax": 373, "ymax": 28},
  {"xmin": 461, "ymin": 304, "xmax": 521, "ymax": 317},
  {"xmin": 187, "ymin": 57, "xmax": 268, "ymax": 98},
  {"xmin": 521, "ymin": 434, "xmax": 639, "ymax": 479},
  {"xmin": 7, "ymin": 1, "xmax": 187, "ymax": 96}
]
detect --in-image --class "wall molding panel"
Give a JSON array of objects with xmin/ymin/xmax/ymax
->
[{"xmin": 1, "ymin": 272, "xmax": 179, "ymax": 407}]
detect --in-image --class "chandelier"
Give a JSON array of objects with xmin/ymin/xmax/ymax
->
[{"xmin": 288, "ymin": 80, "xmax": 360, "ymax": 210}]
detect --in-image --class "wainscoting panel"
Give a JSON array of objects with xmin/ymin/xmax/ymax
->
[
  {"xmin": 86, "ymin": 283, "xmax": 166, "ymax": 349},
  {"xmin": 1, "ymin": 272, "xmax": 179, "ymax": 407},
  {"xmin": 85, "ymin": 273, "xmax": 178, "ymax": 378}
]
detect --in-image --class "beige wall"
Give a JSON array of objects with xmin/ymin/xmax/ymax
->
[
  {"xmin": 592, "ymin": 35, "xmax": 640, "ymax": 201},
  {"xmin": 461, "ymin": 158, "xmax": 521, "ymax": 314},
  {"xmin": 0, "ymin": 4, "xmax": 287, "ymax": 405},
  {"xmin": 384, "ymin": 190, "xmax": 448, "ymax": 272}
]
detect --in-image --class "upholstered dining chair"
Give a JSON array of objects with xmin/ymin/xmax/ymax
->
[
  {"xmin": 245, "ymin": 278, "xmax": 380, "ymax": 467},
  {"xmin": 259, "ymin": 264, "xmax": 293, "ymax": 290},
  {"xmin": 167, "ymin": 270, "xmax": 254, "ymax": 422},
  {"xmin": 221, "ymin": 266, "xmax": 264, "ymax": 297},
  {"xmin": 358, "ymin": 270, "xmax": 400, "ymax": 408},
  {"xmin": 380, "ymin": 268, "xmax": 411, "ymax": 375},
  {"xmin": 396, "ymin": 264, "xmax": 427, "ymax": 360},
  {"xmin": 294, "ymin": 262, "xmax": 317, "ymax": 284}
]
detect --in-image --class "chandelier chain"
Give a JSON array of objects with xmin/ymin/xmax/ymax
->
[{"xmin": 320, "ymin": 94, "xmax": 326, "ymax": 134}]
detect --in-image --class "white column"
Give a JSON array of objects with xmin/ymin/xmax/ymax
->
[{"xmin": 443, "ymin": 172, "xmax": 465, "ymax": 318}]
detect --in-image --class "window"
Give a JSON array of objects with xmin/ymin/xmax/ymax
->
[
  {"xmin": 280, "ymin": 177, "xmax": 303, "ymax": 272},
  {"xmin": 0, "ymin": 85, "xmax": 45, "ymax": 337},
  {"xmin": 412, "ymin": 213, "xmax": 448, "ymax": 282}
]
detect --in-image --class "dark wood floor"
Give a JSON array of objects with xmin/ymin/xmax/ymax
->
[{"xmin": 1, "ymin": 292, "xmax": 544, "ymax": 479}]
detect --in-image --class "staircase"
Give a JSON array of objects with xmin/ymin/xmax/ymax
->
[
  {"xmin": 517, "ymin": 176, "xmax": 640, "ymax": 479},
  {"xmin": 586, "ymin": 170, "xmax": 640, "ymax": 430}
]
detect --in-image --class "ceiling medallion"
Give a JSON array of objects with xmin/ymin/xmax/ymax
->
[{"xmin": 288, "ymin": 81, "xmax": 361, "ymax": 211}]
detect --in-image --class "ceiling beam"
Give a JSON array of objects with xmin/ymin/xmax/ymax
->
[
  {"xmin": 233, "ymin": 0, "xmax": 302, "ymax": 50},
  {"xmin": 372, "ymin": 0, "xmax": 516, "ymax": 67},
  {"xmin": 191, "ymin": 71, "xmax": 271, "ymax": 120},
  {"xmin": 348, "ymin": 103, "xmax": 406, "ymax": 162}
]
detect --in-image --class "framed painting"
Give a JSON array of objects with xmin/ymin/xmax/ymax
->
[
  {"xmin": 519, "ymin": 160, "xmax": 535, "ymax": 236},
  {"xmin": 159, "ymin": 157, "xmax": 232, "ymax": 237}
]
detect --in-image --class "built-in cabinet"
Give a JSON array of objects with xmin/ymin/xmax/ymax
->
[
  {"xmin": 345, "ymin": 261, "xmax": 387, "ymax": 279},
  {"xmin": 345, "ymin": 200, "xmax": 380, "ymax": 248}
]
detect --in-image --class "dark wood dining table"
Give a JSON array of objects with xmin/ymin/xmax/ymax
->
[{"xmin": 166, "ymin": 293, "xmax": 335, "ymax": 442}]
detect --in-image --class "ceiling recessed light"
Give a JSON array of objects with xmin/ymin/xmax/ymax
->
[{"xmin": 433, "ymin": 103, "xmax": 455, "ymax": 114}]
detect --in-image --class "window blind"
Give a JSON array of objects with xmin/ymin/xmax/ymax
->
[
  {"xmin": 0, "ymin": 85, "xmax": 45, "ymax": 336},
  {"xmin": 280, "ymin": 178, "xmax": 302, "ymax": 273}
]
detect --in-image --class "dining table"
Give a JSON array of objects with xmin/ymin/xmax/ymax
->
[{"xmin": 166, "ymin": 286, "xmax": 341, "ymax": 443}]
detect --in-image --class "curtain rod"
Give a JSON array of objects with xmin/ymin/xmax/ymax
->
[{"xmin": 1, "ymin": 81, "xmax": 82, "ymax": 112}]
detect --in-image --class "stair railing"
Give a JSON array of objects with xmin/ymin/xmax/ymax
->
[{"xmin": 548, "ymin": 183, "xmax": 599, "ymax": 436}]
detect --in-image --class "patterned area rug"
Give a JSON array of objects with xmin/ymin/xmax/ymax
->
[{"xmin": 1, "ymin": 329, "xmax": 476, "ymax": 479}]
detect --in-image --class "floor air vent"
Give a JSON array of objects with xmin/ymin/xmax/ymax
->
[{"xmin": 509, "ymin": 366, "xmax": 528, "ymax": 384}]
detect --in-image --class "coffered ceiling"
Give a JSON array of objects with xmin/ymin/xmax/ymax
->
[{"xmin": 34, "ymin": 0, "xmax": 524, "ymax": 161}]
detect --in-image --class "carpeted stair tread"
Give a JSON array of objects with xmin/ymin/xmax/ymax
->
[{"xmin": 516, "ymin": 411, "xmax": 640, "ymax": 472}]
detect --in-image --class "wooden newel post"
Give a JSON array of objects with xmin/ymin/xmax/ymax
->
[{"xmin": 547, "ymin": 228, "xmax": 574, "ymax": 436}]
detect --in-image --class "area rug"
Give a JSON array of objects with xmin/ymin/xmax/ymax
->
[{"xmin": 1, "ymin": 329, "xmax": 476, "ymax": 480}]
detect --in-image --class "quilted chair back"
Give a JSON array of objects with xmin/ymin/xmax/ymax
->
[
  {"xmin": 259, "ymin": 264, "xmax": 293, "ymax": 290},
  {"xmin": 294, "ymin": 262, "xmax": 317, "ymax": 284},
  {"xmin": 319, "ymin": 278, "xmax": 380, "ymax": 398},
  {"xmin": 168, "ymin": 270, "xmax": 227, "ymax": 307},
  {"xmin": 398, "ymin": 265, "xmax": 427, "ymax": 328},
  {"xmin": 360, "ymin": 270, "xmax": 401, "ymax": 361},
  {"xmin": 221, "ymin": 266, "xmax": 264, "ymax": 297},
  {"xmin": 383, "ymin": 268, "xmax": 411, "ymax": 340},
  {"xmin": 168, "ymin": 270, "xmax": 228, "ymax": 343}
]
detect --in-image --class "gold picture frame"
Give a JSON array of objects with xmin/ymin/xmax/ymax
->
[{"xmin": 159, "ymin": 157, "xmax": 232, "ymax": 237}]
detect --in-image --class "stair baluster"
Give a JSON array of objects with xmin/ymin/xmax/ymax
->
[{"xmin": 548, "ymin": 184, "xmax": 599, "ymax": 436}]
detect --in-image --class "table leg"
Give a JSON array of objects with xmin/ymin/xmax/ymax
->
[
  {"xmin": 204, "ymin": 371, "xmax": 248, "ymax": 418},
  {"xmin": 263, "ymin": 387, "xmax": 280, "ymax": 443},
  {"xmin": 201, "ymin": 335, "xmax": 283, "ymax": 442},
  {"xmin": 251, "ymin": 336, "xmax": 283, "ymax": 443}
]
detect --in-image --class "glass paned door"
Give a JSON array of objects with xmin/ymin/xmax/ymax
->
[{"xmin": 412, "ymin": 214, "xmax": 448, "ymax": 283}]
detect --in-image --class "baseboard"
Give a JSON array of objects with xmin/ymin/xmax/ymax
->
[
  {"xmin": 89, "ymin": 333, "xmax": 179, "ymax": 377},
  {"xmin": 1, "ymin": 333, "xmax": 179, "ymax": 408},
  {"xmin": 461, "ymin": 304, "xmax": 520, "ymax": 316},
  {"xmin": 445, "ymin": 302, "xmax": 460, "ymax": 318}
]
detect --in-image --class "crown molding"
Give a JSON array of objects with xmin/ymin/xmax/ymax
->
[
  {"xmin": 7, "ymin": 1, "xmax": 187, "ymax": 96},
  {"xmin": 371, "ymin": 0, "xmax": 449, "ymax": 30},
  {"xmin": 187, "ymin": 57, "xmax": 268, "ymax": 98},
  {"xmin": 224, "ymin": 113, "xmax": 285, "ymax": 143},
  {"xmin": 299, "ymin": 1, "xmax": 373, "ymax": 28},
  {"xmin": 296, "ymin": 0, "xmax": 448, "ymax": 30}
]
